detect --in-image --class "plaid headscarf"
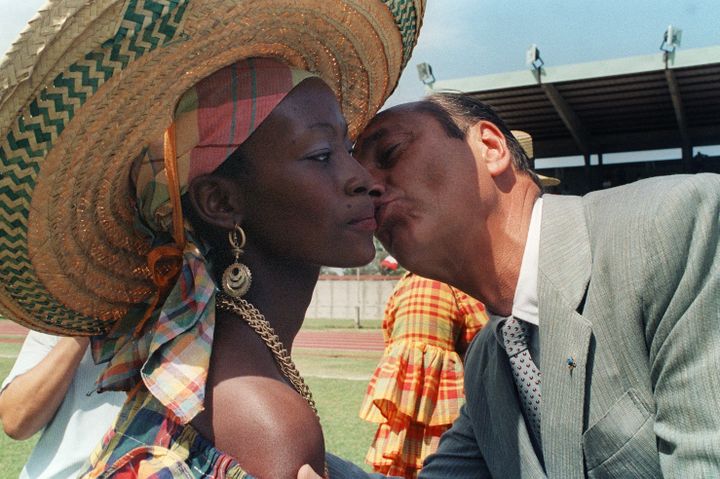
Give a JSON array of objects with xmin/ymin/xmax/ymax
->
[{"xmin": 93, "ymin": 58, "xmax": 316, "ymax": 424}]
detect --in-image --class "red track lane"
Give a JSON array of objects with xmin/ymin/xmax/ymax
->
[
  {"xmin": 292, "ymin": 330, "xmax": 384, "ymax": 352},
  {"xmin": 0, "ymin": 320, "xmax": 384, "ymax": 351},
  {"xmin": 0, "ymin": 320, "xmax": 27, "ymax": 343}
]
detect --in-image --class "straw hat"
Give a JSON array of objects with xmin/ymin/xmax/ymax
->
[
  {"xmin": 0, "ymin": 0, "xmax": 425, "ymax": 335},
  {"xmin": 511, "ymin": 130, "xmax": 561, "ymax": 187}
]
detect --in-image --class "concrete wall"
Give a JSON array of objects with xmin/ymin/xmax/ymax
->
[{"xmin": 306, "ymin": 276, "xmax": 400, "ymax": 321}]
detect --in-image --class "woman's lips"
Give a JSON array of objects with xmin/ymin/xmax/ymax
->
[{"xmin": 348, "ymin": 216, "xmax": 378, "ymax": 231}]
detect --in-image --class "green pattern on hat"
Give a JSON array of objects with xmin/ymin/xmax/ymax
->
[
  {"xmin": 0, "ymin": 0, "xmax": 425, "ymax": 334},
  {"xmin": 0, "ymin": 1, "xmax": 188, "ymax": 332}
]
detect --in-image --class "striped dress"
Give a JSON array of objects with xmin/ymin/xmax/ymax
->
[{"xmin": 359, "ymin": 273, "xmax": 488, "ymax": 478}]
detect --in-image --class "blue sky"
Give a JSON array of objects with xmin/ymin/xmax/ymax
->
[
  {"xmin": 2, "ymin": 0, "xmax": 719, "ymax": 160},
  {"xmin": 3, "ymin": 1, "xmax": 718, "ymax": 104},
  {"xmin": 385, "ymin": 0, "xmax": 719, "ymax": 106}
]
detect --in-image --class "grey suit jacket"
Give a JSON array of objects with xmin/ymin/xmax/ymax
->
[{"xmin": 419, "ymin": 174, "xmax": 720, "ymax": 478}]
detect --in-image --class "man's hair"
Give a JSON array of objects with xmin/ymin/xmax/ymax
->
[{"xmin": 416, "ymin": 93, "xmax": 540, "ymax": 186}]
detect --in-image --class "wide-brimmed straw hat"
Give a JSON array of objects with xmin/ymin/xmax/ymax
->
[
  {"xmin": 511, "ymin": 130, "xmax": 561, "ymax": 187},
  {"xmin": 0, "ymin": 0, "xmax": 425, "ymax": 335}
]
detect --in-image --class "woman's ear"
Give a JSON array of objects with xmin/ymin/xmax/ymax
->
[
  {"xmin": 187, "ymin": 175, "xmax": 244, "ymax": 229},
  {"xmin": 467, "ymin": 120, "xmax": 512, "ymax": 178}
]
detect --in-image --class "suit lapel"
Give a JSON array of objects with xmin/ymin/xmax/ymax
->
[
  {"xmin": 537, "ymin": 195, "xmax": 593, "ymax": 477},
  {"xmin": 475, "ymin": 320, "xmax": 546, "ymax": 477}
]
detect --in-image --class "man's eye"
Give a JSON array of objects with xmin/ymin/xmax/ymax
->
[{"xmin": 378, "ymin": 144, "xmax": 400, "ymax": 169}]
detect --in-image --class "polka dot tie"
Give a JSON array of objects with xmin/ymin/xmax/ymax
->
[{"xmin": 501, "ymin": 317, "xmax": 542, "ymax": 447}]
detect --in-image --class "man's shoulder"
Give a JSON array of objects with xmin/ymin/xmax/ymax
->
[
  {"xmin": 583, "ymin": 173, "xmax": 719, "ymax": 205},
  {"xmin": 542, "ymin": 174, "xmax": 719, "ymax": 233},
  {"xmin": 584, "ymin": 174, "xmax": 718, "ymax": 228}
]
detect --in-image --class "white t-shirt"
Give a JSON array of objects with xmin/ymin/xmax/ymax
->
[{"xmin": 1, "ymin": 331, "xmax": 125, "ymax": 479}]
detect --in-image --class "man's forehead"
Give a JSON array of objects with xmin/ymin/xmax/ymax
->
[
  {"xmin": 372, "ymin": 102, "xmax": 424, "ymax": 126},
  {"xmin": 356, "ymin": 103, "xmax": 424, "ymax": 149}
]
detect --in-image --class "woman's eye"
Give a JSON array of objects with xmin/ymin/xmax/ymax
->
[{"xmin": 307, "ymin": 151, "xmax": 330, "ymax": 162}]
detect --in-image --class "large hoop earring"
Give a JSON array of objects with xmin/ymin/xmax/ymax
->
[{"xmin": 222, "ymin": 224, "xmax": 252, "ymax": 298}]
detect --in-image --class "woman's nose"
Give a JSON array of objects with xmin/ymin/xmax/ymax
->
[{"xmin": 344, "ymin": 162, "xmax": 385, "ymax": 197}]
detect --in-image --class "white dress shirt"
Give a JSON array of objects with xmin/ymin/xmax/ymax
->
[{"xmin": 493, "ymin": 197, "xmax": 543, "ymax": 365}]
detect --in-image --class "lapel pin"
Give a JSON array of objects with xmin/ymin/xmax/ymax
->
[{"xmin": 566, "ymin": 356, "xmax": 576, "ymax": 372}]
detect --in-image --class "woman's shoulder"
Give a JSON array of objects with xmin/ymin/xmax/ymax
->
[{"xmin": 211, "ymin": 376, "xmax": 325, "ymax": 478}]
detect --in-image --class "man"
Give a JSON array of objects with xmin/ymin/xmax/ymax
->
[
  {"xmin": 0, "ymin": 331, "xmax": 125, "ymax": 479},
  {"xmin": 344, "ymin": 93, "xmax": 720, "ymax": 478}
]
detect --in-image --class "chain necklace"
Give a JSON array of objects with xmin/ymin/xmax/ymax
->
[
  {"xmin": 216, "ymin": 293, "xmax": 328, "ymax": 478},
  {"xmin": 215, "ymin": 292, "xmax": 318, "ymax": 416}
]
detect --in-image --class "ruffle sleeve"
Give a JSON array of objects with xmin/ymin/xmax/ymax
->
[{"xmin": 358, "ymin": 339, "xmax": 466, "ymax": 477}]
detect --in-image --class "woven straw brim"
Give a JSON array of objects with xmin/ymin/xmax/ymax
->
[{"xmin": 0, "ymin": 0, "xmax": 424, "ymax": 335}]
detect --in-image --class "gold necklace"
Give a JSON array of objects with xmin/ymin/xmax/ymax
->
[
  {"xmin": 215, "ymin": 292, "xmax": 318, "ymax": 415},
  {"xmin": 216, "ymin": 293, "xmax": 329, "ymax": 478}
]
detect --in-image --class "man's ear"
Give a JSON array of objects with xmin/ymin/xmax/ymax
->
[
  {"xmin": 187, "ymin": 175, "xmax": 244, "ymax": 229},
  {"xmin": 467, "ymin": 120, "xmax": 512, "ymax": 178}
]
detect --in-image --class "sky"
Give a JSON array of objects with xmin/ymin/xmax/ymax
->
[
  {"xmin": 385, "ymin": 0, "xmax": 719, "ymax": 107},
  {"xmin": 1, "ymin": 0, "xmax": 719, "ymax": 161}
]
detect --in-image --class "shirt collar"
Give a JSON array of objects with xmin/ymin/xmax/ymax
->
[{"xmin": 511, "ymin": 197, "xmax": 543, "ymax": 326}]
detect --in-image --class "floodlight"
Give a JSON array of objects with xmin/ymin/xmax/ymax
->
[
  {"xmin": 660, "ymin": 25, "xmax": 682, "ymax": 53},
  {"xmin": 526, "ymin": 44, "xmax": 544, "ymax": 71},
  {"xmin": 416, "ymin": 62, "xmax": 435, "ymax": 86}
]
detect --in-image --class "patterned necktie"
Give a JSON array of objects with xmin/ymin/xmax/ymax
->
[{"xmin": 501, "ymin": 317, "xmax": 542, "ymax": 446}]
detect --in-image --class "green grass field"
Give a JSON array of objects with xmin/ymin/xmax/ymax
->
[
  {"xmin": 0, "ymin": 342, "xmax": 38, "ymax": 478},
  {"xmin": 0, "ymin": 337, "xmax": 381, "ymax": 477}
]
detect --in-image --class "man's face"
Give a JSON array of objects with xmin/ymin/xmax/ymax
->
[{"xmin": 353, "ymin": 105, "xmax": 485, "ymax": 274}]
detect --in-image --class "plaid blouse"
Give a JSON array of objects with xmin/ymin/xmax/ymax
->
[
  {"xmin": 81, "ymin": 388, "xmax": 250, "ymax": 478},
  {"xmin": 359, "ymin": 272, "xmax": 488, "ymax": 478}
]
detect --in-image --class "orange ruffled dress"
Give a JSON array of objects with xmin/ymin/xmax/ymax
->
[{"xmin": 359, "ymin": 273, "xmax": 488, "ymax": 478}]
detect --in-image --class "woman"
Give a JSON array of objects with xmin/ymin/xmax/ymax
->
[
  {"xmin": 83, "ymin": 58, "xmax": 377, "ymax": 478},
  {"xmin": 359, "ymin": 272, "xmax": 488, "ymax": 478},
  {"xmin": 0, "ymin": 1, "xmax": 425, "ymax": 478}
]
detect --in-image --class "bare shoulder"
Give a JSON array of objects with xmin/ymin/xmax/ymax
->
[{"xmin": 211, "ymin": 375, "xmax": 325, "ymax": 479}]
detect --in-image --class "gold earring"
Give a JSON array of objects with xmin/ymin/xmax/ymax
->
[{"xmin": 222, "ymin": 224, "xmax": 252, "ymax": 298}]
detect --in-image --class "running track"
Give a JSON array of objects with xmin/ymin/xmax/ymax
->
[{"xmin": 0, "ymin": 320, "xmax": 384, "ymax": 352}]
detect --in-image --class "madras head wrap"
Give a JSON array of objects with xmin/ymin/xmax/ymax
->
[{"xmin": 92, "ymin": 58, "xmax": 317, "ymax": 424}]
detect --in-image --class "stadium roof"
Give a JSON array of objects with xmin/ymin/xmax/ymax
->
[{"xmin": 432, "ymin": 46, "xmax": 720, "ymax": 160}]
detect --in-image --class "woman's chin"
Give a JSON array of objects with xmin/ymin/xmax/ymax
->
[{"xmin": 326, "ymin": 245, "xmax": 376, "ymax": 269}]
